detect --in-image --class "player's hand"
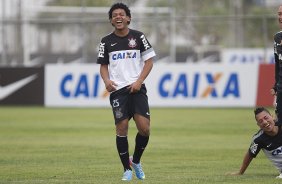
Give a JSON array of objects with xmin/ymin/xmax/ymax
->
[
  {"xmin": 270, "ymin": 88, "xmax": 277, "ymax": 96},
  {"xmin": 128, "ymin": 80, "xmax": 142, "ymax": 93},
  {"xmin": 105, "ymin": 80, "xmax": 117, "ymax": 92},
  {"xmin": 225, "ymin": 171, "xmax": 242, "ymax": 176}
]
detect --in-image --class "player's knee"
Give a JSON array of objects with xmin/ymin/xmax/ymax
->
[
  {"xmin": 116, "ymin": 126, "xmax": 128, "ymax": 136},
  {"xmin": 139, "ymin": 128, "xmax": 150, "ymax": 137}
]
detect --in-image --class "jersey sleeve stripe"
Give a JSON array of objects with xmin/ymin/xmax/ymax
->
[{"xmin": 141, "ymin": 48, "xmax": 156, "ymax": 61}]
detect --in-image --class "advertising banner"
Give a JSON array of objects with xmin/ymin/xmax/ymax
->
[
  {"xmin": 45, "ymin": 63, "xmax": 259, "ymax": 107},
  {"xmin": 45, "ymin": 64, "xmax": 109, "ymax": 107},
  {"xmin": 221, "ymin": 48, "xmax": 274, "ymax": 64},
  {"xmin": 0, "ymin": 67, "xmax": 44, "ymax": 105},
  {"xmin": 146, "ymin": 63, "xmax": 259, "ymax": 107}
]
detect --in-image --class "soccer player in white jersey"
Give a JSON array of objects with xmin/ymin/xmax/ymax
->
[
  {"xmin": 97, "ymin": 2, "xmax": 156, "ymax": 181},
  {"xmin": 229, "ymin": 107, "xmax": 282, "ymax": 178}
]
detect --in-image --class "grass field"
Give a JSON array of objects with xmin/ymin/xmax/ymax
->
[{"xmin": 0, "ymin": 107, "xmax": 281, "ymax": 184}]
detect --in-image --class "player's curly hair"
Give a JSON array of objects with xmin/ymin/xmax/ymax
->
[
  {"xmin": 254, "ymin": 107, "xmax": 270, "ymax": 116},
  {"xmin": 108, "ymin": 3, "xmax": 131, "ymax": 25}
]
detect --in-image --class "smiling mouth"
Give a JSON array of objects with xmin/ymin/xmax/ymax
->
[
  {"xmin": 265, "ymin": 123, "xmax": 270, "ymax": 128},
  {"xmin": 116, "ymin": 20, "xmax": 123, "ymax": 25}
]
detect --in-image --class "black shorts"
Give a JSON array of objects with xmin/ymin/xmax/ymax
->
[{"xmin": 109, "ymin": 84, "xmax": 150, "ymax": 124}]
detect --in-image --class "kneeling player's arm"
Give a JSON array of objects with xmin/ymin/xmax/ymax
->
[{"xmin": 238, "ymin": 150, "xmax": 253, "ymax": 175}]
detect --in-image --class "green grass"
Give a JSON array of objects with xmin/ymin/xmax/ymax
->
[{"xmin": 0, "ymin": 107, "xmax": 281, "ymax": 184}]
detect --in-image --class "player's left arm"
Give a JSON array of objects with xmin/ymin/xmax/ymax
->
[{"xmin": 129, "ymin": 58, "xmax": 153, "ymax": 93}]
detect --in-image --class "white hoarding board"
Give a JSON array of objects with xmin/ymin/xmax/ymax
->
[
  {"xmin": 221, "ymin": 48, "xmax": 274, "ymax": 64},
  {"xmin": 45, "ymin": 63, "xmax": 259, "ymax": 107},
  {"xmin": 45, "ymin": 64, "xmax": 109, "ymax": 107},
  {"xmin": 145, "ymin": 63, "xmax": 259, "ymax": 107}
]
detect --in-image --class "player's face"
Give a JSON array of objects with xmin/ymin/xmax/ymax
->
[
  {"xmin": 111, "ymin": 8, "xmax": 130, "ymax": 30},
  {"xmin": 278, "ymin": 6, "xmax": 282, "ymax": 29},
  {"xmin": 255, "ymin": 111, "xmax": 275, "ymax": 132}
]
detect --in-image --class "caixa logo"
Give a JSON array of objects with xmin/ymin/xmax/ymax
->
[
  {"xmin": 158, "ymin": 72, "xmax": 240, "ymax": 98},
  {"xmin": 272, "ymin": 147, "xmax": 282, "ymax": 156},
  {"xmin": 60, "ymin": 74, "xmax": 100, "ymax": 98},
  {"xmin": 112, "ymin": 51, "xmax": 137, "ymax": 60}
]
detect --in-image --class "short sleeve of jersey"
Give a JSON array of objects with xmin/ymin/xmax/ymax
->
[
  {"xmin": 248, "ymin": 137, "xmax": 261, "ymax": 158},
  {"xmin": 137, "ymin": 31, "xmax": 156, "ymax": 61},
  {"xmin": 274, "ymin": 31, "xmax": 282, "ymax": 56},
  {"xmin": 97, "ymin": 37, "xmax": 109, "ymax": 65},
  {"xmin": 274, "ymin": 40, "xmax": 277, "ymax": 56}
]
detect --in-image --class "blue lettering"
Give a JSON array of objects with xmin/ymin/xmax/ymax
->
[
  {"xmin": 172, "ymin": 74, "xmax": 188, "ymax": 97},
  {"xmin": 74, "ymin": 74, "xmax": 89, "ymax": 97},
  {"xmin": 230, "ymin": 54, "xmax": 269, "ymax": 64},
  {"xmin": 158, "ymin": 72, "xmax": 240, "ymax": 99},
  {"xmin": 117, "ymin": 53, "xmax": 123, "ymax": 59},
  {"xmin": 192, "ymin": 73, "xmax": 199, "ymax": 97},
  {"xmin": 60, "ymin": 74, "xmax": 101, "ymax": 98},
  {"xmin": 60, "ymin": 74, "xmax": 72, "ymax": 97},
  {"xmin": 132, "ymin": 52, "xmax": 136, "ymax": 58},
  {"xmin": 223, "ymin": 73, "xmax": 239, "ymax": 97},
  {"xmin": 242, "ymin": 55, "xmax": 247, "ymax": 63},
  {"xmin": 159, "ymin": 73, "xmax": 171, "ymax": 97},
  {"xmin": 272, "ymin": 147, "xmax": 282, "ymax": 156},
  {"xmin": 93, "ymin": 74, "xmax": 99, "ymax": 97},
  {"xmin": 112, "ymin": 51, "xmax": 137, "ymax": 60},
  {"xmin": 230, "ymin": 55, "xmax": 237, "ymax": 63}
]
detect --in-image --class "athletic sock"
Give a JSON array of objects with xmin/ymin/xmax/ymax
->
[
  {"xmin": 133, "ymin": 133, "xmax": 149, "ymax": 164},
  {"xmin": 116, "ymin": 135, "xmax": 131, "ymax": 171}
]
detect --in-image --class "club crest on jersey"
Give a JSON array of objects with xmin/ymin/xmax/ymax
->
[{"xmin": 128, "ymin": 38, "xmax": 137, "ymax": 48}]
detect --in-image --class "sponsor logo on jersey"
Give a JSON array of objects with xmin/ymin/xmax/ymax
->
[
  {"xmin": 250, "ymin": 142, "xmax": 258, "ymax": 154},
  {"xmin": 112, "ymin": 51, "xmax": 137, "ymax": 60},
  {"xmin": 279, "ymin": 53, "xmax": 282, "ymax": 61},
  {"xmin": 272, "ymin": 146, "xmax": 282, "ymax": 156},
  {"xmin": 111, "ymin": 43, "xmax": 117, "ymax": 46},
  {"xmin": 140, "ymin": 34, "xmax": 150, "ymax": 50},
  {"xmin": 128, "ymin": 38, "xmax": 137, "ymax": 48},
  {"xmin": 98, "ymin": 42, "xmax": 105, "ymax": 58}
]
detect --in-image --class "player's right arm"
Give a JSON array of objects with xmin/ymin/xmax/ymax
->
[
  {"xmin": 237, "ymin": 151, "xmax": 253, "ymax": 175},
  {"xmin": 100, "ymin": 64, "xmax": 117, "ymax": 92},
  {"xmin": 97, "ymin": 38, "xmax": 117, "ymax": 92},
  {"xmin": 228, "ymin": 136, "xmax": 261, "ymax": 176},
  {"xmin": 227, "ymin": 150, "xmax": 253, "ymax": 176}
]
